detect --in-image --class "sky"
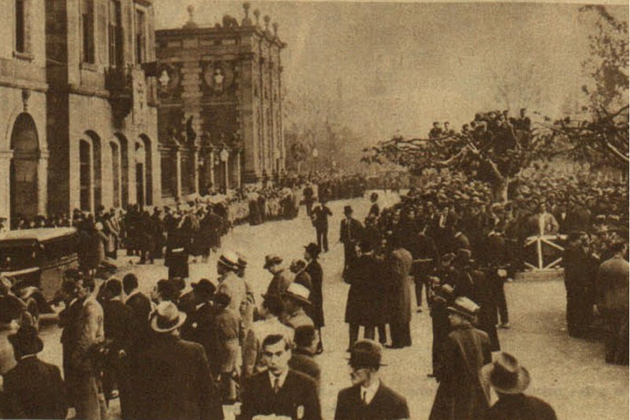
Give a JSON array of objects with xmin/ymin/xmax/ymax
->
[{"xmin": 154, "ymin": 1, "xmax": 629, "ymax": 142}]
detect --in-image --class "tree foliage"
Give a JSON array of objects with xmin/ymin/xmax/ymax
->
[{"xmin": 580, "ymin": 5, "xmax": 629, "ymax": 111}]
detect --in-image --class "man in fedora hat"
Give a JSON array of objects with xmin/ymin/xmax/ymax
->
[
  {"xmin": 217, "ymin": 251, "xmax": 247, "ymax": 317},
  {"xmin": 340, "ymin": 205, "xmax": 364, "ymax": 280},
  {"xmin": 3, "ymin": 325, "xmax": 67, "ymax": 419},
  {"xmin": 180, "ymin": 279, "xmax": 217, "ymax": 370},
  {"xmin": 429, "ymin": 297, "xmax": 491, "ymax": 420},
  {"xmin": 335, "ymin": 340, "xmax": 409, "ymax": 420},
  {"xmin": 241, "ymin": 334, "xmax": 321, "ymax": 420},
  {"xmin": 283, "ymin": 282, "xmax": 315, "ymax": 329},
  {"xmin": 265, "ymin": 254, "xmax": 294, "ymax": 297},
  {"xmin": 134, "ymin": 301, "xmax": 223, "ymax": 420},
  {"xmin": 481, "ymin": 352, "xmax": 557, "ymax": 420}
]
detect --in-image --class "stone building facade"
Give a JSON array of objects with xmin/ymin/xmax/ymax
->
[
  {"xmin": 156, "ymin": 3, "xmax": 286, "ymax": 200},
  {"xmin": 46, "ymin": 0, "xmax": 160, "ymax": 217},
  {"xmin": 0, "ymin": 0, "xmax": 49, "ymax": 227}
]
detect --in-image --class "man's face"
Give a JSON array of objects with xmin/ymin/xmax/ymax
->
[
  {"xmin": 76, "ymin": 280, "xmax": 90, "ymax": 300},
  {"xmin": 349, "ymin": 364, "xmax": 371, "ymax": 387},
  {"xmin": 262, "ymin": 340, "xmax": 291, "ymax": 376}
]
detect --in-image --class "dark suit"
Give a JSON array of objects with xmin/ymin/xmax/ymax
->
[
  {"xmin": 102, "ymin": 299, "xmax": 135, "ymax": 418},
  {"xmin": 241, "ymin": 369, "xmax": 322, "ymax": 420},
  {"xmin": 486, "ymin": 394, "xmax": 557, "ymax": 420},
  {"xmin": 3, "ymin": 356, "xmax": 67, "ymax": 419},
  {"xmin": 335, "ymin": 382, "xmax": 410, "ymax": 420},
  {"xmin": 312, "ymin": 205, "xmax": 332, "ymax": 252},
  {"xmin": 289, "ymin": 349, "xmax": 321, "ymax": 391},
  {"xmin": 125, "ymin": 292, "xmax": 152, "ymax": 353},
  {"xmin": 134, "ymin": 335, "xmax": 223, "ymax": 420},
  {"xmin": 340, "ymin": 217, "xmax": 364, "ymax": 278},
  {"xmin": 180, "ymin": 302, "xmax": 217, "ymax": 373}
]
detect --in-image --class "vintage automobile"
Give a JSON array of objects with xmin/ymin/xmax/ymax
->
[{"xmin": 0, "ymin": 228, "xmax": 78, "ymax": 301}]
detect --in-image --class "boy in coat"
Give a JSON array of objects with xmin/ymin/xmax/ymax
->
[{"xmin": 335, "ymin": 340, "xmax": 409, "ymax": 420}]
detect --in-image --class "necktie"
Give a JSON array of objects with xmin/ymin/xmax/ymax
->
[
  {"xmin": 273, "ymin": 377, "xmax": 281, "ymax": 394},
  {"xmin": 362, "ymin": 390, "xmax": 367, "ymax": 405}
]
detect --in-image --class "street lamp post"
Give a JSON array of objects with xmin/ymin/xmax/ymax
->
[{"xmin": 220, "ymin": 148, "xmax": 229, "ymax": 192}]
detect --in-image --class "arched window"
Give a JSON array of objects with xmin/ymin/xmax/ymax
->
[
  {"xmin": 79, "ymin": 140, "xmax": 92, "ymax": 212},
  {"xmin": 110, "ymin": 141, "xmax": 121, "ymax": 208},
  {"xmin": 82, "ymin": 0, "xmax": 95, "ymax": 63}
]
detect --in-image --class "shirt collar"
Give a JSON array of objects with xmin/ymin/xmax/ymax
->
[
  {"xmin": 360, "ymin": 379, "xmax": 381, "ymax": 405},
  {"xmin": 268, "ymin": 369, "xmax": 289, "ymax": 390},
  {"xmin": 19, "ymin": 354, "xmax": 37, "ymax": 362}
]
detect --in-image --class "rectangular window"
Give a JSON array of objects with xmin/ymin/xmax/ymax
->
[
  {"xmin": 108, "ymin": 0, "xmax": 123, "ymax": 66},
  {"xmin": 15, "ymin": 0, "xmax": 26, "ymax": 53},
  {"xmin": 135, "ymin": 9, "xmax": 146, "ymax": 64},
  {"xmin": 82, "ymin": 0, "xmax": 95, "ymax": 63}
]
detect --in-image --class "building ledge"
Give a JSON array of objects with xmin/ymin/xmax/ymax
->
[{"xmin": 13, "ymin": 51, "xmax": 34, "ymax": 62}]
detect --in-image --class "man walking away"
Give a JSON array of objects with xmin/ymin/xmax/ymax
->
[
  {"xmin": 481, "ymin": 352, "xmax": 557, "ymax": 420},
  {"xmin": 3, "ymin": 325, "xmax": 67, "ymax": 419},
  {"xmin": 429, "ymin": 297, "xmax": 491, "ymax": 420}
]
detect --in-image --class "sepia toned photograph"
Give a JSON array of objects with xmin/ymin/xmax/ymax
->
[{"xmin": 0, "ymin": 0, "xmax": 627, "ymax": 419}]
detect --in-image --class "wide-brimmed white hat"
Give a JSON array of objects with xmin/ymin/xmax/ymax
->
[
  {"xmin": 150, "ymin": 301, "xmax": 187, "ymax": 333},
  {"xmin": 283, "ymin": 282, "xmax": 311, "ymax": 305}
]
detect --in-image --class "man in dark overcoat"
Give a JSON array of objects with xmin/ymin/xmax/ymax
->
[
  {"xmin": 345, "ymin": 240, "xmax": 388, "ymax": 349},
  {"xmin": 340, "ymin": 206, "xmax": 364, "ymax": 280},
  {"xmin": 481, "ymin": 352, "xmax": 557, "ymax": 420},
  {"xmin": 429, "ymin": 297, "xmax": 491, "ymax": 420},
  {"xmin": 3, "ymin": 325, "xmax": 67, "ymax": 420},
  {"xmin": 123, "ymin": 274, "xmax": 152, "ymax": 354},
  {"xmin": 312, "ymin": 198, "xmax": 333, "ymax": 253},
  {"xmin": 335, "ymin": 340, "xmax": 409, "ymax": 420},
  {"xmin": 241, "ymin": 334, "xmax": 321, "ymax": 420},
  {"xmin": 134, "ymin": 301, "xmax": 223, "ymax": 420},
  {"xmin": 563, "ymin": 232, "xmax": 598, "ymax": 338},
  {"xmin": 179, "ymin": 279, "xmax": 217, "ymax": 374},
  {"xmin": 101, "ymin": 279, "xmax": 135, "ymax": 417},
  {"xmin": 597, "ymin": 241, "xmax": 629, "ymax": 365},
  {"xmin": 304, "ymin": 243, "xmax": 325, "ymax": 353}
]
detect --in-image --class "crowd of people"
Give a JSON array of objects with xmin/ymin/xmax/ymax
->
[{"xmin": 0, "ymin": 162, "xmax": 626, "ymax": 419}]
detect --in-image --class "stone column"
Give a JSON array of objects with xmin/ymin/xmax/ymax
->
[
  {"xmin": 192, "ymin": 146, "xmax": 200, "ymax": 195},
  {"xmin": 37, "ymin": 149, "xmax": 49, "ymax": 216},
  {"xmin": 0, "ymin": 150, "xmax": 14, "ymax": 226},
  {"xmin": 236, "ymin": 151, "xmax": 242, "ymax": 188},
  {"xmin": 224, "ymin": 153, "xmax": 230, "ymax": 191},
  {"xmin": 209, "ymin": 150, "xmax": 215, "ymax": 191},
  {"xmin": 175, "ymin": 147, "xmax": 182, "ymax": 201}
]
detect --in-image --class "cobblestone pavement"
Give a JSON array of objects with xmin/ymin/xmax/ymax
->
[{"xmin": 37, "ymin": 191, "xmax": 628, "ymax": 420}]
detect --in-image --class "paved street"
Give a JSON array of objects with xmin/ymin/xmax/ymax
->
[{"xmin": 38, "ymin": 192, "xmax": 628, "ymax": 420}]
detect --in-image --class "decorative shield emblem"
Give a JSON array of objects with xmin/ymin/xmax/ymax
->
[
  {"xmin": 203, "ymin": 61, "xmax": 235, "ymax": 95},
  {"xmin": 157, "ymin": 64, "xmax": 181, "ymax": 97}
]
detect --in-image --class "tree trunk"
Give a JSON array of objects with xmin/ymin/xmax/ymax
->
[{"xmin": 491, "ymin": 178, "xmax": 509, "ymax": 203}]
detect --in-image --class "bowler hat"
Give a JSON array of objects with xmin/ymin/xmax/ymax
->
[
  {"xmin": 8, "ymin": 325, "xmax": 43, "ymax": 355},
  {"xmin": 343, "ymin": 205, "xmax": 353, "ymax": 215},
  {"xmin": 264, "ymin": 254, "xmax": 283, "ymax": 269},
  {"xmin": 479, "ymin": 352, "xmax": 531, "ymax": 394},
  {"xmin": 283, "ymin": 282, "xmax": 311, "ymax": 306},
  {"xmin": 447, "ymin": 296, "xmax": 480, "ymax": 320},
  {"xmin": 150, "ymin": 301, "xmax": 187, "ymax": 333},
  {"xmin": 191, "ymin": 279, "xmax": 217, "ymax": 301},
  {"xmin": 347, "ymin": 340, "xmax": 386, "ymax": 369},
  {"xmin": 304, "ymin": 243, "xmax": 321, "ymax": 259}
]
